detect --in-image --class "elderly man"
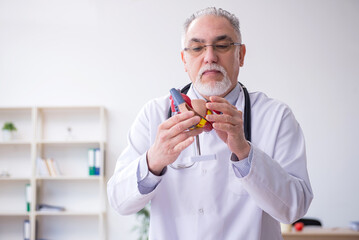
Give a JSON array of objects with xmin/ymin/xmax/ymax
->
[{"xmin": 108, "ymin": 7, "xmax": 313, "ymax": 240}]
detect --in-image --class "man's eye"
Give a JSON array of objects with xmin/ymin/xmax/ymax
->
[
  {"xmin": 215, "ymin": 44, "xmax": 230, "ymax": 50},
  {"xmin": 191, "ymin": 46, "xmax": 204, "ymax": 52}
]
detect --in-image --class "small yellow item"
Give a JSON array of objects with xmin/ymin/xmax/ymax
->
[{"xmin": 196, "ymin": 109, "xmax": 212, "ymax": 128}]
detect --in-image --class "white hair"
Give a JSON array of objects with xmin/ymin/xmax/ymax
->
[{"xmin": 181, "ymin": 7, "xmax": 242, "ymax": 48}]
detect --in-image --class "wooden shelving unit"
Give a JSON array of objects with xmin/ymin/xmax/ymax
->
[{"xmin": 0, "ymin": 106, "xmax": 106, "ymax": 240}]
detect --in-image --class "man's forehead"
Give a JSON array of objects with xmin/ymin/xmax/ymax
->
[
  {"xmin": 188, "ymin": 35, "xmax": 234, "ymax": 43},
  {"xmin": 185, "ymin": 15, "xmax": 237, "ymax": 43}
]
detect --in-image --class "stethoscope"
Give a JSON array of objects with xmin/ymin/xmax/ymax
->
[{"xmin": 167, "ymin": 82, "xmax": 251, "ymax": 169}]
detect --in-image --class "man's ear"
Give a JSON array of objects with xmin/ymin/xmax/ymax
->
[
  {"xmin": 181, "ymin": 51, "xmax": 188, "ymax": 72},
  {"xmin": 239, "ymin": 44, "xmax": 246, "ymax": 67}
]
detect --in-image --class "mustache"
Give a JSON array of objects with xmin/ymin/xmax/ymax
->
[{"xmin": 198, "ymin": 64, "xmax": 226, "ymax": 78}]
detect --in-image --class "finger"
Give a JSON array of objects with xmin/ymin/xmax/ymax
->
[
  {"xmin": 168, "ymin": 115, "xmax": 201, "ymax": 138},
  {"xmin": 173, "ymin": 136, "xmax": 195, "ymax": 152},
  {"xmin": 208, "ymin": 96, "xmax": 238, "ymax": 109},
  {"xmin": 161, "ymin": 127, "xmax": 203, "ymax": 157},
  {"xmin": 206, "ymin": 113, "xmax": 242, "ymax": 125},
  {"xmin": 213, "ymin": 122, "xmax": 241, "ymax": 133},
  {"xmin": 161, "ymin": 111, "xmax": 195, "ymax": 129},
  {"xmin": 170, "ymin": 127, "xmax": 203, "ymax": 145},
  {"xmin": 209, "ymin": 96, "xmax": 230, "ymax": 104},
  {"xmin": 206, "ymin": 101, "xmax": 238, "ymax": 115}
]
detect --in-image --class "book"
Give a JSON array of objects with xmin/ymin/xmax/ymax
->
[
  {"xmin": 37, "ymin": 158, "xmax": 50, "ymax": 177},
  {"xmin": 25, "ymin": 184, "xmax": 31, "ymax": 212},
  {"xmin": 95, "ymin": 148, "xmax": 101, "ymax": 175},
  {"xmin": 36, "ymin": 203, "xmax": 65, "ymax": 212},
  {"xmin": 44, "ymin": 158, "xmax": 52, "ymax": 175},
  {"xmin": 47, "ymin": 158, "xmax": 61, "ymax": 176},
  {"xmin": 50, "ymin": 158, "xmax": 62, "ymax": 176},
  {"xmin": 23, "ymin": 219, "xmax": 30, "ymax": 240},
  {"xmin": 88, "ymin": 148, "xmax": 95, "ymax": 175},
  {"xmin": 47, "ymin": 158, "xmax": 56, "ymax": 176}
]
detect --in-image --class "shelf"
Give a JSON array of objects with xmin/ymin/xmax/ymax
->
[
  {"xmin": 36, "ymin": 140, "xmax": 104, "ymax": 144},
  {"xmin": 0, "ymin": 177, "xmax": 31, "ymax": 181},
  {"xmin": 0, "ymin": 107, "xmax": 33, "ymax": 141},
  {"xmin": 0, "ymin": 215, "xmax": 30, "ymax": 240},
  {"xmin": 0, "ymin": 141, "xmax": 32, "ymax": 145},
  {"xmin": 36, "ymin": 176, "xmax": 102, "ymax": 180},
  {"xmin": 0, "ymin": 107, "xmax": 32, "ymax": 110},
  {"xmin": 35, "ymin": 211, "xmax": 104, "ymax": 216},
  {"xmin": 0, "ymin": 211, "xmax": 30, "ymax": 216},
  {"xmin": 36, "ymin": 214, "xmax": 102, "ymax": 240},
  {"xmin": 0, "ymin": 143, "xmax": 32, "ymax": 177},
  {"xmin": 37, "ymin": 106, "xmax": 104, "ymax": 110}
]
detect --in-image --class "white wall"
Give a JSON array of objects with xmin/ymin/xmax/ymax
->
[{"xmin": 1, "ymin": 0, "xmax": 358, "ymax": 239}]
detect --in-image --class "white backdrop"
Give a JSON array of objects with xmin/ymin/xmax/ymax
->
[{"xmin": 1, "ymin": 0, "xmax": 358, "ymax": 239}]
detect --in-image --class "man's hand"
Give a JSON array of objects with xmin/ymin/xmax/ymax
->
[
  {"xmin": 147, "ymin": 111, "xmax": 203, "ymax": 175},
  {"xmin": 206, "ymin": 96, "xmax": 250, "ymax": 160}
]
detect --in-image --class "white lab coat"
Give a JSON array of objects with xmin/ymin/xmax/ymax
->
[{"xmin": 108, "ymin": 85, "xmax": 313, "ymax": 240}]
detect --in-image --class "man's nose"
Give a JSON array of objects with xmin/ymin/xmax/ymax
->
[{"xmin": 203, "ymin": 45, "xmax": 218, "ymax": 64}]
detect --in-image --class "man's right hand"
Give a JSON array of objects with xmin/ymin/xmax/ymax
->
[{"xmin": 147, "ymin": 111, "xmax": 203, "ymax": 175}]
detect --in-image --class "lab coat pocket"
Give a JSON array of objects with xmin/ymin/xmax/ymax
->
[{"xmin": 228, "ymin": 166, "xmax": 249, "ymax": 197}]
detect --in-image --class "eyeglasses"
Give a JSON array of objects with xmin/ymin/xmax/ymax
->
[{"xmin": 184, "ymin": 42, "xmax": 241, "ymax": 56}]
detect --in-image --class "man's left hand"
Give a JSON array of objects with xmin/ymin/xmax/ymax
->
[{"xmin": 206, "ymin": 96, "xmax": 250, "ymax": 160}]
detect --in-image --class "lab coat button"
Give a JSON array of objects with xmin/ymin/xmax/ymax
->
[
  {"xmin": 201, "ymin": 169, "xmax": 207, "ymax": 175},
  {"xmin": 198, "ymin": 208, "xmax": 204, "ymax": 215}
]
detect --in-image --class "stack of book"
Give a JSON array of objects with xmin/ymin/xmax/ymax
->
[{"xmin": 37, "ymin": 158, "xmax": 61, "ymax": 176}]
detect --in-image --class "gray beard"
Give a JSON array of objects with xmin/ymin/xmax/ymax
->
[
  {"xmin": 194, "ymin": 77, "xmax": 232, "ymax": 97},
  {"xmin": 194, "ymin": 64, "xmax": 232, "ymax": 96}
]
